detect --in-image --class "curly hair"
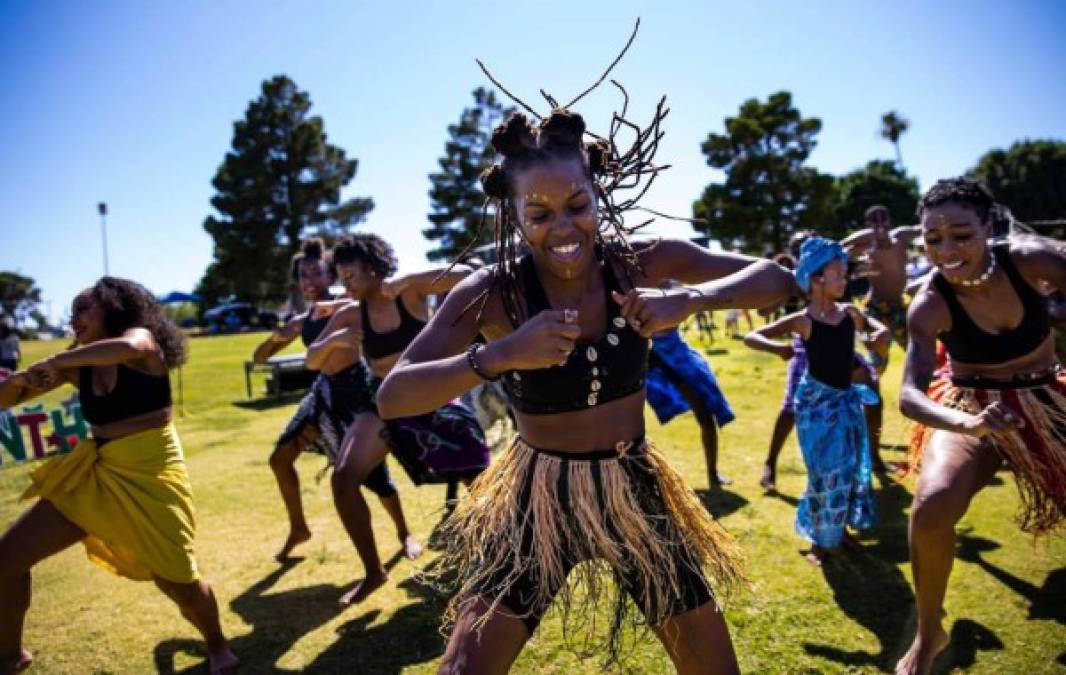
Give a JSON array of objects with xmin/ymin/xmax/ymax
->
[
  {"xmin": 332, "ymin": 233, "xmax": 398, "ymax": 278},
  {"xmin": 917, "ymin": 177, "xmax": 995, "ymax": 222},
  {"xmin": 289, "ymin": 236, "xmax": 333, "ymax": 283},
  {"xmin": 84, "ymin": 277, "xmax": 188, "ymax": 369}
]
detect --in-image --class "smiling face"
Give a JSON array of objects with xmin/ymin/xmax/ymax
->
[
  {"xmin": 297, "ymin": 258, "xmax": 332, "ymax": 302},
  {"xmin": 921, "ymin": 202, "xmax": 991, "ymax": 284},
  {"xmin": 511, "ymin": 156, "xmax": 598, "ymax": 281},
  {"xmin": 70, "ymin": 291, "xmax": 107, "ymax": 345},
  {"xmin": 811, "ymin": 258, "xmax": 848, "ymax": 300}
]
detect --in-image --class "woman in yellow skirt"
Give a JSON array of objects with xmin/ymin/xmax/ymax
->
[{"xmin": 0, "ymin": 278, "xmax": 237, "ymax": 674}]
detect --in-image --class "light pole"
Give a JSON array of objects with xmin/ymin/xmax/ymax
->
[{"xmin": 98, "ymin": 202, "xmax": 109, "ymax": 275}]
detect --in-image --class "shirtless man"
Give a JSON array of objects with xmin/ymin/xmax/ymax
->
[{"xmin": 842, "ymin": 204, "xmax": 922, "ymax": 367}]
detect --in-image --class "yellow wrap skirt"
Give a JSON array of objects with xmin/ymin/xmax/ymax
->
[{"xmin": 21, "ymin": 424, "xmax": 199, "ymax": 583}]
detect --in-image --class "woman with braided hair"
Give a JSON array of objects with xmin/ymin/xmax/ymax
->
[
  {"xmin": 895, "ymin": 177, "xmax": 1066, "ymax": 675},
  {"xmin": 377, "ymin": 107, "xmax": 796, "ymax": 672}
]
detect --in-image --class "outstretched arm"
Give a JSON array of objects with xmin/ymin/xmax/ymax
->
[
  {"xmin": 0, "ymin": 369, "xmax": 65, "ymax": 407},
  {"xmin": 849, "ymin": 306, "xmax": 890, "ymax": 363},
  {"xmin": 381, "ymin": 264, "xmax": 474, "ymax": 300},
  {"xmin": 46, "ymin": 328, "xmax": 159, "ymax": 371},
  {"xmin": 612, "ymin": 238, "xmax": 798, "ymax": 338},
  {"xmin": 253, "ymin": 316, "xmax": 303, "ymax": 364},
  {"xmin": 841, "ymin": 228, "xmax": 874, "ymax": 256}
]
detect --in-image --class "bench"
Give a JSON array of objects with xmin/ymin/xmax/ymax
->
[{"xmin": 244, "ymin": 353, "xmax": 318, "ymax": 398}]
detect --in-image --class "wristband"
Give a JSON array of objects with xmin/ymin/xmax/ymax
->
[{"xmin": 466, "ymin": 343, "xmax": 500, "ymax": 382}]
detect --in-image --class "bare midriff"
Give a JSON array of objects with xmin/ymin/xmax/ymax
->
[
  {"xmin": 91, "ymin": 407, "xmax": 172, "ymax": 445},
  {"xmin": 867, "ymin": 243, "xmax": 909, "ymax": 301},
  {"xmin": 513, "ymin": 390, "xmax": 646, "ymax": 453},
  {"xmin": 369, "ymin": 352, "xmax": 402, "ymax": 381}
]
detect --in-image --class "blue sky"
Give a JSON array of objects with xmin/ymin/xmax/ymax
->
[{"xmin": 2, "ymin": 1, "xmax": 1064, "ymax": 323}]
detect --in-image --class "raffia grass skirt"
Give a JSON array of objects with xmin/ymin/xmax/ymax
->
[
  {"xmin": 908, "ymin": 370, "xmax": 1066, "ymax": 534},
  {"xmin": 423, "ymin": 435, "xmax": 746, "ymax": 660}
]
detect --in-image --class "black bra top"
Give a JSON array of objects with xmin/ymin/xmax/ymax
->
[
  {"xmin": 79, "ymin": 364, "xmax": 172, "ymax": 426},
  {"xmin": 300, "ymin": 312, "xmax": 332, "ymax": 347},
  {"xmin": 501, "ymin": 251, "xmax": 650, "ymax": 414},
  {"xmin": 932, "ymin": 243, "xmax": 1050, "ymax": 365},
  {"xmin": 360, "ymin": 296, "xmax": 427, "ymax": 360},
  {"xmin": 803, "ymin": 313, "xmax": 855, "ymax": 390}
]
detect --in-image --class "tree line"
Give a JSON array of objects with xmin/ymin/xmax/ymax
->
[{"xmin": 187, "ymin": 76, "xmax": 1066, "ymax": 306}]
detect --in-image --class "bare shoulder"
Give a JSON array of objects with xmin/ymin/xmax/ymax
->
[
  {"xmin": 907, "ymin": 279, "xmax": 949, "ymax": 333},
  {"xmin": 435, "ymin": 267, "xmax": 513, "ymax": 339},
  {"xmin": 1009, "ymin": 235, "xmax": 1065, "ymax": 284}
]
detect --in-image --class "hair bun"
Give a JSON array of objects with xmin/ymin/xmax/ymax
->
[
  {"xmin": 538, "ymin": 109, "xmax": 585, "ymax": 149},
  {"xmin": 300, "ymin": 237, "xmax": 325, "ymax": 259},
  {"xmin": 585, "ymin": 139, "xmax": 611, "ymax": 176},
  {"xmin": 492, "ymin": 113, "xmax": 537, "ymax": 157},
  {"xmin": 480, "ymin": 165, "xmax": 509, "ymax": 199}
]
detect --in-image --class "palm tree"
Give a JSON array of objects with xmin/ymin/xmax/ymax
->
[{"xmin": 880, "ymin": 111, "xmax": 910, "ymax": 169}]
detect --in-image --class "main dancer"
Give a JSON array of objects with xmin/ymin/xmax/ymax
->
[
  {"xmin": 0, "ymin": 278, "xmax": 237, "ymax": 674},
  {"xmin": 308, "ymin": 233, "xmax": 488, "ymax": 606},
  {"xmin": 376, "ymin": 106, "xmax": 796, "ymax": 673},
  {"xmin": 896, "ymin": 177, "xmax": 1065, "ymax": 675}
]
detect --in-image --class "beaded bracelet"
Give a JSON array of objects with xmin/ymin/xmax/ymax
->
[{"xmin": 466, "ymin": 343, "xmax": 500, "ymax": 382}]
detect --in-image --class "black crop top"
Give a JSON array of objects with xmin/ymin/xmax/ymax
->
[
  {"xmin": 79, "ymin": 364, "xmax": 172, "ymax": 426},
  {"xmin": 301, "ymin": 313, "xmax": 331, "ymax": 347},
  {"xmin": 932, "ymin": 244, "xmax": 1051, "ymax": 365},
  {"xmin": 803, "ymin": 313, "xmax": 855, "ymax": 390},
  {"xmin": 501, "ymin": 251, "xmax": 650, "ymax": 414},
  {"xmin": 360, "ymin": 296, "xmax": 427, "ymax": 360}
]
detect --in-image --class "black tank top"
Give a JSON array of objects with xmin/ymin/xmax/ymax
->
[
  {"xmin": 932, "ymin": 243, "xmax": 1050, "ymax": 365},
  {"xmin": 79, "ymin": 364, "xmax": 172, "ymax": 426},
  {"xmin": 501, "ymin": 250, "xmax": 649, "ymax": 414},
  {"xmin": 360, "ymin": 296, "xmax": 427, "ymax": 360},
  {"xmin": 300, "ymin": 313, "xmax": 331, "ymax": 347},
  {"xmin": 803, "ymin": 313, "xmax": 855, "ymax": 390}
]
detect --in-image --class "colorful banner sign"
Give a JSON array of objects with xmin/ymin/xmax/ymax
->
[{"xmin": 0, "ymin": 393, "xmax": 87, "ymax": 467}]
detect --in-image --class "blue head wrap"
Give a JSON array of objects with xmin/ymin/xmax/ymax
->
[{"xmin": 796, "ymin": 236, "xmax": 848, "ymax": 293}]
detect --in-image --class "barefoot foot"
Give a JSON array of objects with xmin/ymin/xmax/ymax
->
[
  {"xmin": 895, "ymin": 626, "xmax": 949, "ymax": 675},
  {"xmin": 759, "ymin": 464, "xmax": 776, "ymax": 491},
  {"xmin": 338, "ymin": 571, "xmax": 388, "ymax": 606},
  {"xmin": 208, "ymin": 645, "xmax": 239, "ymax": 675},
  {"xmin": 274, "ymin": 526, "xmax": 312, "ymax": 562},
  {"xmin": 401, "ymin": 535, "xmax": 423, "ymax": 561},
  {"xmin": 711, "ymin": 473, "xmax": 733, "ymax": 487}
]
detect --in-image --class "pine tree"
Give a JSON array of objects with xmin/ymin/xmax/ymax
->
[
  {"xmin": 425, "ymin": 88, "xmax": 513, "ymax": 262},
  {"xmin": 197, "ymin": 75, "xmax": 373, "ymax": 304}
]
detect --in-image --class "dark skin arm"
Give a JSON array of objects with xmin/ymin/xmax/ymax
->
[
  {"xmin": 305, "ymin": 303, "xmax": 360, "ymax": 371},
  {"xmin": 743, "ymin": 312, "xmax": 806, "ymax": 359},
  {"xmin": 899, "ymin": 293, "xmax": 1020, "ymax": 437},
  {"xmin": 253, "ymin": 315, "xmax": 304, "ymax": 364},
  {"xmin": 376, "ymin": 268, "xmax": 581, "ymax": 418},
  {"xmin": 612, "ymin": 238, "xmax": 799, "ymax": 338},
  {"xmin": 380, "ymin": 265, "xmax": 473, "ymax": 300}
]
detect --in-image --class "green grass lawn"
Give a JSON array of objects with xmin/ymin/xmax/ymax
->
[{"xmin": 2, "ymin": 331, "xmax": 1063, "ymax": 674}]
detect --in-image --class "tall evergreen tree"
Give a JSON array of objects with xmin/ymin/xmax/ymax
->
[
  {"xmin": 834, "ymin": 160, "xmax": 920, "ymax": 235},
  {"xmin": 970, "ymin": 139, "xmax": 1066, "ymax": 223},
  {"xmin": 693, "ymin": 91, "xmax": 836, "ymax": 254},
  {"xmin": 425, "ymin": 88, "xmax": 513, "ymax": 262},
  {"xmin": 197, "ymin": 75, "xmax": 373, "ymax": 304}
]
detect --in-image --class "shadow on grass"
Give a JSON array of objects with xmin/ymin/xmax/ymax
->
[
  {"xmin": 956, "ymin": 532, "xmax": 1066, "ymax": 626},
  {"xmin": 154, "ymin": 557, "xmax": 445, "ymax": 673},
  {"xmin": 762, "ymin": 489, "xmax": 800, "ymax": 508},
  {"xmin": 301, "ymin": 575, "xmax": 447, "ymax": 673},
  {"xmin": 695, "ymin": 487, "xmax": 749, "ymax": 520},
  {"xmin": 231, "ymin": 392, "xmax": 307, "ymax": 411},
  {"xmin": 154, "ymin": 559, "xmax": 344, "ymax": 673},
  {"xmin": 802, "ymin": 476, "xmax": 915, "ymax": 670}
]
